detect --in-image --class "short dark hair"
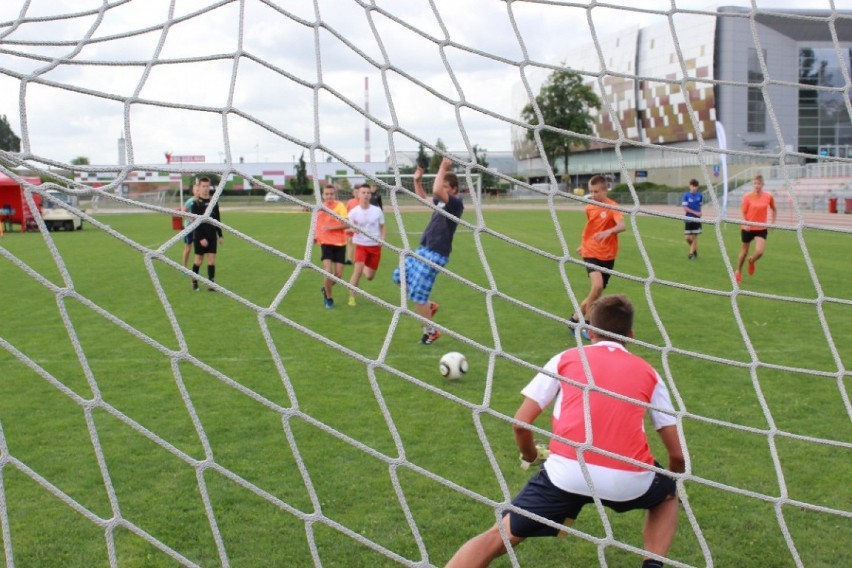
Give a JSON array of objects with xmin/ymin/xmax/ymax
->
[
  {"xmin": 689, "ymin": 179, "xmax": 699, "ymax": 187},
  {"xmin": 357, "ymin": 183, "xmax": 371, "ymax": 190},
  {"xmin": 197, "ymin": 176, "xmax": 211, "ymax": 183},
  {"xmin": 588, "ymin": 174, "xmax": 608, "ymax": 188},
  {"xmin": 588, "ymin": 294, "xmax": 633, "ymax": 340},
  {"xmin": 445, "ymin": 172, "xmax": 459, "ymax": 190}
]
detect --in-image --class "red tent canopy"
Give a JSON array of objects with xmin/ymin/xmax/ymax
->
[{"xmin": 0, "ymin": 172, "xmax": 43, "ymax": 231}]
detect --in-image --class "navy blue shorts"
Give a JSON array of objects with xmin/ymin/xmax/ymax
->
[
  {"xmin": 506, "ymin": 465, "xmax": 676, "ymax": 538},
  {"xmin": 583, "ymin": 257, "xmax": 615, "ymax": 289},
  {"xmin": 741, "ymin": 229, "xmax": 768, "ymax": 243},
  {"xmin": 320, "ymin": 244, "xmax": 346, "ymax": 264},
  {"xmin": 684, "ymin": 221, "xmax": 702, "ymax": 235},
  {"xmin": 183, "ymin": 233, "xmax": 193, "ymax": 245}
]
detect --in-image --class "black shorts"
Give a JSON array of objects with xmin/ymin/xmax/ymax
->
[
  {"xmin": 741, "ymin": 229, "xmax": 768, "ymax": 243},
  {"xmin": 194, "ymin": 237, "xmax": 218, "ymax": 255},
  {"xmin": 506, "ymin": 465, "xmax": 676, "ymax": 538},
  {"xmin": 583, "ymin": 257, "xmax": 615, "ymax": 289},
  {"xmin": 684, "ymin": 221, "xmax": 702, "ymax": 235},
  {"xmin": 320, "ymin": 244, "xmax": 346, "ymax": 264}
]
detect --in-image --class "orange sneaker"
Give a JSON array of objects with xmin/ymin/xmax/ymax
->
[
  {"xmin": 747, "ymin": 260, "xmax": 756, "ymax": 276},
  {"xmin": 421, "ymin": 329, "xmax": 442, "ymax": 345},
  {"xmin": 735, "ymin": 271, "xmax": 742, "ymax": 284}
]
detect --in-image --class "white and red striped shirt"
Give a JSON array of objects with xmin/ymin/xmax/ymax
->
[{"xmin": 521, "ymin": 341, "xmax": 676, "ymax": 500}]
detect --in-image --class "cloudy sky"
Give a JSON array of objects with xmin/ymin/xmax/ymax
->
[{"xmin": 1, "ymin": 0, "xmax": 849, "ymax": 167}]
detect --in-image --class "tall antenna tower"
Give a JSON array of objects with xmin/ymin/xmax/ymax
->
[
  {"xmin": 118, "ymin": 134, "xmax": 126, "ymax": 166},
  {"xmin": 364, "ymin": 76, "xmax": 370, "ymax": 162}
]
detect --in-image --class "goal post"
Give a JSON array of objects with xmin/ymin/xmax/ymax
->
[{"xmin": 1, "ymin": 2, "xmax": 851, "ymax": 567}]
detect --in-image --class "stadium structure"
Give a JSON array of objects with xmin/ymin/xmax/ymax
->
[{"xmin": 512, "ymin": 6, "xmax": 852, "ymax": 199}]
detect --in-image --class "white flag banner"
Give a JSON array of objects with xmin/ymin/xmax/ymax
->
[{"xmin": 716, "ymin": 121, "xmax": 729, "ymax": 218}]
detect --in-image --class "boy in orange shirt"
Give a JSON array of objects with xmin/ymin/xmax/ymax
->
[
  {"xmin": 569, "ymin": 175, "xmax": 626, "ymax": 339},
  {"xmin": 734, "ymin": 174, "xmax": 776, "ymax": 284},
  {"xmin": 315, "ymin": 185, "xmax": 349, "ymax": 309}
]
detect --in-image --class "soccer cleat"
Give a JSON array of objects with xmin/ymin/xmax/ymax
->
[
  {"xmin": 321, "ymin": 287, "xmax": 329, "ymax": 306},
  {"xmin": 581, "ymin": 328, "xmax": 591, "ymax": 341},
  {"xmin": 192, "ymin": 281, "xmax": 199, "ymax": 291},
  {"xmin": 748, "ymin": 259, "xmax": 756, "ymax": 276},
  {"xmin": 325, "ymin": 298, "xmax": 334, "ymax": 309},
  {"xmin": 420, "ymin": 329, "xmax": 442, "ymax": 345},
  {"xmin": 429, "ymin": 301, "xmax": 440, "ymax": 318},
  {"xmin": 693, "ymin": 250, "xmax": 698, "ymax": 258},
  {"xmin": 734, "ymin": 271, "xmax": 742, "ymax": 284},
  {"xmin": 688, "ymin": 253, "xmax": 695, "ymax": 260},
  {"xmin": 348, "ymin": 296, "xmax": 356, "ymax": 307}
]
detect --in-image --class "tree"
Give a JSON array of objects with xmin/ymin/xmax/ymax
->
[
  {"xmin": 70, "ymin": 156, "xmax": 90, "ymax": 165},
  {"xmin": 415, "ymin": 143, "xmax": 430, "ymax": 170},
  {"xmin": 428, "ymin": 138, "xmax": 447, "ymax": 173},
  {"xmin": 472, "ymin": 145, "xmax": 497, "ymax": 191},
  {"xmin": 0, "ymin": 115, "xmax": 21, "ymax": 152},
  {"xmin": 521, "ymin": 67, "xmax": 600, "ymax": 176},
  {"xmin": 288, "ymin": 152, "xmax": 310, "ymax": 194}
]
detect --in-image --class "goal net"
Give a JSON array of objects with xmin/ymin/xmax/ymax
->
[{"xmin": 1, "ymin": 2, "xmax": 850, "ymax": 567}]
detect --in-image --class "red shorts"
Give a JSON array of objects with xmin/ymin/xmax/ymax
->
[{"xmin": 354, "ymin": 245, "xmax": 382, "ymax": 270}]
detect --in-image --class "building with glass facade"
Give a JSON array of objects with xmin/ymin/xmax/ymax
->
[{"xmin": 513, "ymin": 7, "xmax": 852, "ymax": 181}]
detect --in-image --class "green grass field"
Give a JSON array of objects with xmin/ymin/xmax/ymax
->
[{"xmin": 1, "ymin": 205, "xmax": 850, "ymax": 567}]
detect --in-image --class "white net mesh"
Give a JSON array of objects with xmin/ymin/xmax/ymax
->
[{"xmin": 1, "ymin": 2, "xmax": 851, "ymax": 567}]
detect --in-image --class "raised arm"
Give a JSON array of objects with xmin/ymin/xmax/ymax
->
[
  {"xmin": 432, "ymin": 157, "xmax": 453, "ymax": 204},
  {"xmin": 413, "ymin": 166, "xmax": 427, "ymax": 201}
]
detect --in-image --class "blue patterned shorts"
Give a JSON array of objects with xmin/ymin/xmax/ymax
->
[{"xmin": 392, "ymin": 246, "xmax": 449, "ymax": 305}]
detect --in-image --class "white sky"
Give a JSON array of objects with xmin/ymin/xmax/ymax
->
[{"xmin": 1, "ymin": 0, "xmax": 849, "ymax": 166}]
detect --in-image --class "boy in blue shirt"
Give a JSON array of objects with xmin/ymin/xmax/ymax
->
[{"xmin": 682, "ymin": 179, "xmax": 703, "ymax": 259}]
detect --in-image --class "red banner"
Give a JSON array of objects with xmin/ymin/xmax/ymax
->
[{"xmin": 170, "ymin": 155, "xmax": 205, "ymax": 163}]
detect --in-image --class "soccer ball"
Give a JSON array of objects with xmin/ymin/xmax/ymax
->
[{"xmin": 439, "ymin": 351, "xmax": 468, "ymax": 380}]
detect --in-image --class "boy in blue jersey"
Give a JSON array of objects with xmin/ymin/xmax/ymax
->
[{"xmin": 682, "ymin": 179, "xmax": 703, "ymax": 259}]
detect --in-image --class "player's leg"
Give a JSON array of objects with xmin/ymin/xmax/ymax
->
[
  {"xmin": 182, "ymin": 234, "xmax": 193, "ymax": 267},
  {"xmin": 206, "ymin": 252, "xmax": 217, "ymax": 290},
  {"xmin": 749, "ymin": 235, "xmax": 767, "ymax": 275},
  {"xmin": 192, "ymin": 249, "xmax": 204, "ymax": 290},
  {"xmin": 321, "ymin": 256, "xmax": 334, "ymax": 307},
  {"xmin": 445, "ymin": 515, "xmax": 522, "ymax": 568},
  {"xmin": 348, "ymin": 247, "xmax": 365, "ymax": 305},
  {"xmin": 735, "ymin": 234, "xmax": 750, "ymax": 282},
  {"xmin": 642, "ymin": 494, "xmax": 679, "ymax": 565},
  {"xmin": 579, "ymin": 270, "xmax": 606, "ymax": 318}
]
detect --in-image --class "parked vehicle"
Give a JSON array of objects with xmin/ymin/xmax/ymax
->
[
  {"xmin": 43, "ymin": 189, "xmax": 83, "ymax": 231},
  {"xmin": 264, "ymin": 192, "xmax": 283, "ymax": 203}
]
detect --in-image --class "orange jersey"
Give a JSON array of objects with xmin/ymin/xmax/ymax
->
[
  {"xmin": 346, "ymin": 197, "xmax": 359, "ymax": 212},
  {"xmin": 741, "ymin": 191, "xmax": 775, "ymax": 232},
  {"xmin": 580, "ymin": 198, "xmax": 624, "ymax": 261},
  {"xmin": 315, "ymin": 200, "xmax": 348, "ymax": 245}
]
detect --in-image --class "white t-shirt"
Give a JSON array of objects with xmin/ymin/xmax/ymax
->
[
  {"xmin": 522, "ymin": 341, "xmax": 677, "ymax": 501},
  {"xmin": 349, "ymin": 204, "xmax": 384, "ymax": 246}
]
